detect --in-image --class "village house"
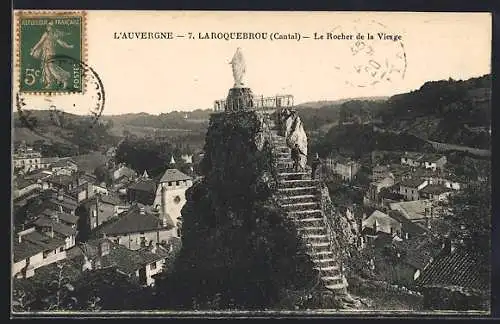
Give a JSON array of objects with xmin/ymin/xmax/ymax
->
[
  {"xmin": 362, "ymin": 209, "xmax": 427, "ymax": 245},
  {"xmin": 78, "ymin": 193, "xmax": 129, "ymax": 230},
  {"xmin": 33, "ymin": 216, "xmax": 77, "ymax": 250},
  {"xmin": 75, "ymin": 238, "xmax": 172, "ymax": 287},
  {"xmin": 12, "ymin": 227, "xmax": 67, "ymax": 279},
  {"xmin": 95, "ymin": 204, "xmax": 176, "ymax": 251},
  {"xmin": 392, "ymin": 236, "xmax": 443, "ymax": 284},
  {"xmin": 401, "ymin": 152, "xmax": 447, "ymax": 171},
  {"xmin": 42, "ymin": 190, "xmax": 80, "ymax": 215},
  {"xmin": 362, "ymin": 210, "xmax": 403, "ymax": 242},
  {"xmin": 365, "ymin": 173, "xmax": 396, "ymax": 207},
  {"xmin": 39, "ymin": 157, "xmax": 61, "ymax": 169},
  {"xmin": 415, "ymin": 240, "xmax": 490, "ymax": 311},
  {"xmin": 389, "ymin": 199, "xmax": 437, "ymax": 229},
  {"xmin": 50, "ymin": 158, "xmax": 79, "ymax": 176},
  {"xmin": 112, "ymin": 164, "xmax": 138, "ymax": 181},
  {"xmin": 153, "ymin": 169, "xmax": 193, "ymax": 231},
  {"xmin": 418, "ymin": 184, "xmax": 452, "ymax": 202},
  {"xmin": 398, "ymin": 178, "xmax": 429, "ymax": 201},
  {"xmin": 45, "ymin": 174, "xmax": 78, "ymax": 192},
  {"xmin": 13, "ymin": 178, "xmax": 42, "ymax": 199},
  {"xmin": 13, "ymin": 145, "xmax": 43, "ymax": 173},
  {"xmin": 324, "ymin": 156, "xmax": 361, "ymax": 182},
  {"xmin": 128, "ymin": 178, "xmax": 158, "ymax": 206}
]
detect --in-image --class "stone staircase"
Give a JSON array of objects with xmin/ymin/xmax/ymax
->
[{"xmin": 266, "ymin": 118, "xmax": 348, "ymax": 293}]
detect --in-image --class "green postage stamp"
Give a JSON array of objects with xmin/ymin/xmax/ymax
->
[{"xmin": 16, "ymin": 11, "xmax": 86, "ymax": 94}]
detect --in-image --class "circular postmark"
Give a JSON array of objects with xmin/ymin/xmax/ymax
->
[
  {"xmin": 333, "ymin": 19, "xmax": 407, "ymax": 88},
  {"xmin": 16, "ymin": 55, "xmax": 105, "ymax": 135}
]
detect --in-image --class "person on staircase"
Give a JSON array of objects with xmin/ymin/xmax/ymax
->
[
  {"xmin": 311, "ymin": 152, "xmax": 321, "ymax": 179},
  {"xmin": 291, "ymin": 143, "xmax": 301, "ymax": 172}
]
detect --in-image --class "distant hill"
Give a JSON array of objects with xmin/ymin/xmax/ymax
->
[
  {"xmin": 313, "ymin": 74, "xmax": 492, "ymax": 156},
  {"xmin": 295, "ymin": 96, "xmax": 388, "ymax": 109},
  {"xmin": 377, "ymin": 74, "xmax": 491, "ymax": 148}
]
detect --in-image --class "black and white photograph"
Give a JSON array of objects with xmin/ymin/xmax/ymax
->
[{"xmin": 11, "ymin": 10, "xmax": 492, "ymax": 316}]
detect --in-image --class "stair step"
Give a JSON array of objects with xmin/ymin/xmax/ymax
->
[
  {"xmin": 278, "ymin": 186, "xmax": 317, "ymax": 191},
  {"xmin": 281, "ymin": 194, "xmax": 316, "ymax": 200},
  {"xmin": 326, "ymin": 283, "xmax": 348, "ymax": 291},
  {"xmin": 313, "ymin": 258, "xmax": 336, "ymax": 263},
  {"xmin": 298, "ymin": 226, "xmax": 325, "ymax": 231},
  {"xmin": 282, "ymin": 202, "xmax": 319, "ymax": 208},
  {"xmin": 322, "ymin": 275, "xmax": 344, "ymax": 281},
  {"xmin": 310, "ymin": 251, "xmax": 332, "ymax": 256},
  {"xmin": 278, "ymin": 172, "xmax": 309, "ymax": 177},
  {"xmin": 309, "ymin": 241, "xmax": 330, "ymax": 247},
  {"xmin": 315, "ymin": 265, "xmax": 340, "ymax": 272},
  {"xmin": 289, "ymin": 209, "xmax": 322, "ymax": 215},
  {"xmin": 304, "ymin": 234, "xmax": 328, "ymax": 239}
]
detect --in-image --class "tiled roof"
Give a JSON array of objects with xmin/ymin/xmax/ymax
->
[
  {"xmin": 159, "ymin": 169, "xmax": 191, "ymax": 183},
  {"xmin": 362, "ymin": 210, "xmax": 401, "ymax": 231},
  {"xmin": 23, "ymin": 171, "xmax": 52, "ymax": 181},
  {"xmin": 33, "ymin": 217, "xmax": 77, "ymax": 237},
  {"xmin": 400, "ymin": 178, "xmax": 427, "ymax": 188},
  {"xmin": 40, "ymin": 209, "xmax": 78, "ymax": 224},
  {"xmin": 96, "ymin": 204, "xmax": 173, "ymax": 236},
  {"xmin": 128, "ymin": 179, "xmax": 157, "ymax": 193},
  {"xmin": 387, "ymin": 210, "xmax": 428, "ymax": 236},
  {"xmin": 13, "ymin": 240, "xmax": 45, "ymax": 262},
  {"xmin": 389, "ymin": 200, "xmax": 430, "ymax": 221},
  {"xmin": 21, "ymin": 231, "xmax": 66, "ymax": 252},
  {"xmin": 46, "ymin": 174, "xmax": 75, "ymax": 186},
  {"xmin": 393, "ymin": 237, "xmax": 442, "ymax": 269},
  {"xmin": 51, "ymin": 158, "xmax": 77, "ymax": 168},
  {"xmin": 80, "ymin": 239, "xmax": 166, "ymax": 275},
  {"xmin": 99, "ymin": 193, "xmax": 125, "ymax": 206},
  {"xmin": 415, "ymin": 248, "xmax": 488, "ymax": 291},
  {"xmin": 419, "ymin": 184, "xmax": 451, "ymax": 195}
]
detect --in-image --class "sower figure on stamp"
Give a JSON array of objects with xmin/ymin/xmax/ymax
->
[{"xmin": 30, "ymin": 21, "xmax": 74, "ymax": 89}]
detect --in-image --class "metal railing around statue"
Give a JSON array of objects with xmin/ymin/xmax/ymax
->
[{"xmin": 213, "ymin": 94, "xmax": 294, "ymax": 113}]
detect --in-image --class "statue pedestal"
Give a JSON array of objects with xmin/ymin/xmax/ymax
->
[{"xmin": 225, "ymin": 87, "xmax": 254, "ymax": 112}]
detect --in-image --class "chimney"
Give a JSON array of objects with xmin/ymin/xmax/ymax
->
[
  {"xmin": 139, "ymin": 206, "xmax": 146, "ymax": 215},
  {"xmin": 18, "ymin": 234, "xmax": 22, "ymax": 243},
  {"xmin": 162, "ymin": 217, "xmax": 168, "ymax": 227}
]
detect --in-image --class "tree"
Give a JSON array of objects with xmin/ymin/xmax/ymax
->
[{"xmin": 448, "ymin": 178, "xmax": 491, "ymax": 288}]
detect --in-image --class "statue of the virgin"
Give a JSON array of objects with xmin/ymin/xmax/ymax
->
[{"xmin": 229, "ymin": 47, "xmax": 246, "ymax": 88}]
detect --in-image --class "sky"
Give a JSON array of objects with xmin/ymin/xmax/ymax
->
[{"xmin": 12, "ymin": 11, "xmax": 492, "ymax": 115}]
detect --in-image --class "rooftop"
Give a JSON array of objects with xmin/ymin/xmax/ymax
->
[
  {"xmin": 128, "ymin": 179, "xmax": 157, "ymax": 193},
  {"xmin": 19, "ymin": 230, "xmax": 66, "ymax": 253},
  {"xmin": 40, "ymin": 209, "xmax": 78, "ymax": 224},
  {"xmin": 362, "ymin": 210, "xmax": 401, "ymax": 232},
  {"xmin": 415, "ymin": 248, "xmax": 489, "ymax": 291},
  {"xmin": 389, "ymin": 200, "xmax": 430, "ymax": 221},
  {"xmin": 419, "ymin": 184, "xmax": 452, "ymax": 195},
  {"xmin": 96, "ymin": 204, "xmax": 174, "ymax": 236},
  {"xmin": 79, "ymin": 238, "xmax": 168, "ymax": 275},
  {"xmin": 33, "ymin": 217, "xmax": 77, "ymax": 237},
  {"xmin": 159, "ymin": 168, "xmax": 192, "ymax": 183},
  {"xmin": 46, "ymin": 174, "xmax": 75, "ymax": 186},
  {"xmin": 13, "ymin": 240, "xmax": 45, "ymax": 262},
  {"xmin": 400, "ymin": 178, "xmax": 427, "ymax": 188},
  {"xmin": 51, "ymin": 158, "xmax": 78, "ymax": 168},
  {"xmin": 393, "ymin": 237, "xmax": 443, "ymax": 269}
]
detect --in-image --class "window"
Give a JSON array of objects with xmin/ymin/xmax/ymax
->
[
  {"xmin": 176, "ymin": 181, "xmax": 180, "ymax": 186},
  {"xmin": 150, "ymin": 262, "xmax": 157, "ymax": 270},
  {"xmin": 173, "ymin": 195, "xmax": 181, "ymax": 204},
  {"xmin": 59, "ymin": 247, "xmax": 64, "ymax": 252}
]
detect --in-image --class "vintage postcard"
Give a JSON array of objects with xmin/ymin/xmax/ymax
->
[{"xmin": 11, "ymin": 11, "xmax": 492, "ymax": 317}]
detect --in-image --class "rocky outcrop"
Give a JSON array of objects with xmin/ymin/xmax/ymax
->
[
  {"xmin": 277, "ymin": 109, "xmax": 308, "ymax": 169},
  {"xmin": 155, "ymin": 110, "xmax": 318, "ymax": 310}
]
